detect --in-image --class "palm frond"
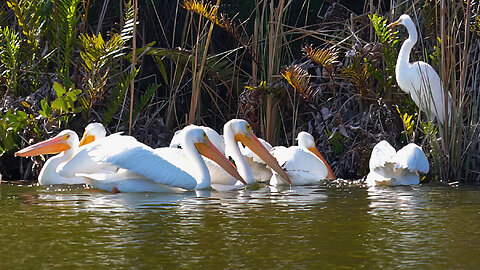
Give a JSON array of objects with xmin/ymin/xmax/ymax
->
[
  {"xmin": 182, "ymin": 0, "xmax": 237, "ymax": 37},
  {"xmin": 302, "ymin": 45, "xmax": 338, "ymax": 68},
  {"xmin": 56, "ymin": 0, "xmax": 81, "ymax": 80},
  {"xmin": 0, "ymin": 26, "xmax": 20, "ymax": 94},
  {"xmin": 282, "ymin": 64, "xmax": 313, "ymax": 100}
]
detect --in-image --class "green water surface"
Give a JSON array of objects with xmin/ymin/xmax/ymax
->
[{"xmin": 0, "ymin": 183, "xmax": 479, "ymax": 269}]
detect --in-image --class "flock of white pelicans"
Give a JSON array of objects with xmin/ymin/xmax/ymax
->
[
  {"xmin": 14, "ymin": 14, "xmax": 436, "ymax": 192},
  {"xmin": 14, "ymin": 119, "xmax": 429, "ymax": 193}
]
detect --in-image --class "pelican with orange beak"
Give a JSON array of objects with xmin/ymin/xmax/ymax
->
[
  {"xmin": 15, "ymin": 130, "xmax": 83, "ymax": 185},
  {"xmin": 77, "ymin": 126, "xmax": 246, "ymax": 192},
  {"xmin": 14, "ymin": 123, "xmax": 107, "ymax": 185},
  {"xmin": 169, "ymin": 119, "xmax": 291, "ymax": 190},
  {"xmin": 269, "ymin": 131, "xmax": 336, "ymax": 186}
]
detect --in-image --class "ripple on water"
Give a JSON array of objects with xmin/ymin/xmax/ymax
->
[{"xmin": 1, "ymin": 182, "xmax": 480, "ymax": 268}]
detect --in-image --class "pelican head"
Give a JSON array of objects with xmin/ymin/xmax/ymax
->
[
  {"xmin": 79, "ymin": 122, "xmax": 106, "ymax": 146},
  {"xmin": 182, "ymin": 126, "xmax": 246, "ymax": 186},
  {"xmin": 15, "ymin": 130, "xmax": 78, "ymax": 157},
  {"xmin": 226, "ymin": 119, "xmax": 291, "ymax": 184},
  {"xmin": 297, "ymin": 131, "xmax": 336, "ymax": 180}
]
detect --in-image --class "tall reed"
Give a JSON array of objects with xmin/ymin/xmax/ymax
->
[{"xmin": 390, "ymin": 0, "xmax": 480, "ymax": 181}]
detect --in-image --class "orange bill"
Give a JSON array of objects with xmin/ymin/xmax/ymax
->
[
  {"xmin": 79, "ymin": 133, "xmax": 95, "ymax": 147},
  {"xmin": 236, "ymin": 132, "xmax": 292, "ymax": 184},
  {"xmin": 308, "ymin": 146, "xmax": 336, "ymax": 180},
  {"xmin": 388, "ymin": 20, "xmax": 400, "ymax": 28},
  {"xmin": 195, "ymin": 138, "xmax": 247, "ymax": 186},
  {"xmin": 15, "ymin": 134, "xmax": 71, "ymax": 157}
]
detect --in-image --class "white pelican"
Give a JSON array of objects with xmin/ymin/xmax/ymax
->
[
  {"xmin": 15, "ymin": 130, "xmax": 84, "ymax": 185},
  {"xmin": 77, "ymin": 126, "xmax": 245, "ymax": 192},
  {"xmin": 78, "ymin": 122, "xmax": 106, "ymax": 146},
  {"xmin": 169, "ymin": 119, "xmax": 291, "ymax": 189},
  {"xmin": 389, "ymin": 14, "xmax": 451, "ymax": 124},
  {"xmin": 14, "ymin": 123, "xmax": 107, "ymax": 185},
  {"xmin": 58, "ymin": 123, "xmax": 120, "ymax": 178},
  {"xmin": 220, "ymin": 119, "xmax": 291, "ymax": 188},
  {"xmin": 269, "ymin": 131, "xmax": 336, "ymax": 186},
  {"xmin": 366, "ymin": 140, "xmax": 429, "ymax": 186}
]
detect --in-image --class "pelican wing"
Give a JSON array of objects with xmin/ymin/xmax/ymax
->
[
  {"xmin": 59, "ymin": 133, "xmax": 125, "ymax": 177},
  {"xmin": 394, "ymin": 143, "xmax": 429, "ymax": 174},
  {"xmin": 369, "ymin": 140, "xmax": 397, "ymax": 171},
  {"xmin": 83, "ymin": 135, "xmax": 197, "ymax": 190}
]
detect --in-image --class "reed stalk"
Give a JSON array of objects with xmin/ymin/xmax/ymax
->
[
  {"xmin": 128, "ymin": 0, "xmax": 138, "ymax": 135},
  {"xmin": 187, "ymin": 0, "xmax": 221, "ymax": 124}
]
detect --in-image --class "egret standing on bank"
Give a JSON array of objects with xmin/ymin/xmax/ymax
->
[{"xmin": 389, "ymin": 14, "xmax": 451, "ymax": 124}]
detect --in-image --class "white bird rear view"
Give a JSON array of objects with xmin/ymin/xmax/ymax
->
[{"xmin": 366, "ymin": 140, "xmax": 429, "ymax": 186}]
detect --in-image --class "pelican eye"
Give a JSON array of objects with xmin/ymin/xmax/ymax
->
[
  {"xmin": 245, "ymin": 124, "xmax": 252, "ymax": 133},
  {"xmin": 63, "ymin": 134, "xmax": 70, "ymax": 140}
]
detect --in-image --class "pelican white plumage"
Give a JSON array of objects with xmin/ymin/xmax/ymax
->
[
  {"xmin": 389, "ymin": 14, "xmax": 451, "ymax": 124},
  {"xmin": 14, "ymin": 123, "xmax": 107, "ymax": 185},
  {"xmin": 169, "ymin": 119, "xmax": 291, "ymax": 189},
  {"xmin": 78, "ymin": 126, "xmax": 245, "ymax": 192},
  {"xmin": 58, "ymin": 123, "xmax": 119, "ymax": 178},
  {"xmin": 269, "ymin": 131, "xmax": 336, "ymax": 186},
  {"xmin": 15, "ymin": 130, "xmax": 84, "ymax": 185},
  {"xmin": 221, "ymin": 119, "xmax": 291, "ymax": 188},
  {"xmin": 366, "ymin": 140, "xmax": 429, "ymax": 186},
  {"xmin": 78, "ymin": 122, "xmax": 106, "ymax": 146}
]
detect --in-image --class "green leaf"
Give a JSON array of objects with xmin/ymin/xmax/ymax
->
[
  {"xmin": 51, "ymin": 98, "xmax": 66, "ymax": 111},
  {"xmin": 53, "ymin": 82, "xmax": 66, "ymax": 97}
]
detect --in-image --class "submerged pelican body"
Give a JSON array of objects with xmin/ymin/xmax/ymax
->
[
  {"xmin": 269, "ymin": 132, "xmax": 336, "ymax": 186},
  {"xmin": 366, "ymin": 140, "xmax": 429, "ymax": 186}
]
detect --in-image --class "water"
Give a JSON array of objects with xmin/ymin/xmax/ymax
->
[{"xmin": 1, "ymin": 182, "xmax": 480, "ymax": 269}]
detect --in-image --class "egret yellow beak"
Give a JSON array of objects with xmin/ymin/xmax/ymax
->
[
  {"xmin": 195, "ymin": 138, "xmax": 247, "ymax": 186},
  {"xmin": 15, "ymin": 134, "xmax": 71, "ymax": 157},
  {"xmin": 388, "ymin": 20, "xmax": 400, "ymax": 28},
  {"xmin": 235, "ymin": 132, "xmax": 292, "ymax": 184},
  {"xmin": 79, "ymin": 133, "xmax": 95, "ymax": 147},
  {"xmin": 308, "ymin": 146, "xmax": 336, "ymax": 180}
]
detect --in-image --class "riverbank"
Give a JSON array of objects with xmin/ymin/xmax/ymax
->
[{"xmin": 1, "ymin": 1, "xmax": 478, "ymax": 183}]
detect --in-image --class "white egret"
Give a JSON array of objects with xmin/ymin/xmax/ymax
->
[
  {"xmin": 389, "ymin": 14, "xmax": 451, "ymax": 124},
  {"xmin": 366, "ymin": 140, "xmax": 429, "ymax": 186}
]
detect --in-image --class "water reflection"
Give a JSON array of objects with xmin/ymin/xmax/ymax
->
[
  {"xmin": 35, "ymin": 185, "xmax": 329, "ymax": 214},
  {"xmin": 1, "ymin": 183, "xmax": 480, "ymax": 268}
]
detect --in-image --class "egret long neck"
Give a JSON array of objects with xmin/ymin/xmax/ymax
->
[
  {"xmin": 396, "ymin": 20, "xmax": 418, "ymax": 71},
  {"xmin": 224, "ymin": 127, "xmax": 254, "ymax": 185},
  {"xmin": 184, "ymin": 140, "xmax": 211, "ymax": 189}
]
